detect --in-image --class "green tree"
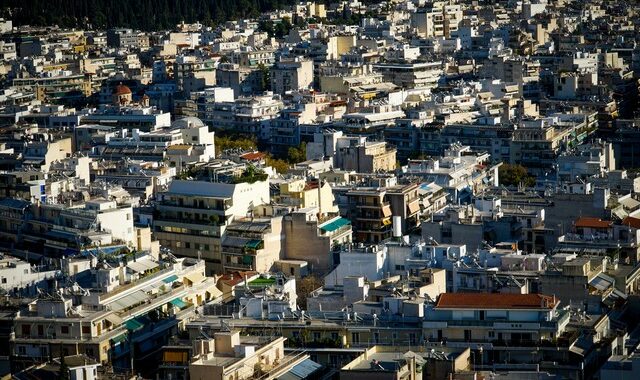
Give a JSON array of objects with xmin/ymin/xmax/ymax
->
[
  {"xmin": 266, "ymin": 155, "xmax": 290, "ymax": 174},
  {"xmin": 58, "ymin": 355, "xmax": 70, "ymax": 380},
  {"xmin": 286, "ymin": 142, "xmax": 306, "ymax": 164},
  {"xmin": 274, "ymin": 17, "xmax": 292, "ymax": 38},
  {"xmin": 214, "ymin": 134, "xmax": 257, "ymax": 155},
  {"xmin": 296, "ymin": 274, "xmax": 323, "ymax": 309},
  {"xmin": 258, "ymin": 63, "xmax": 271, "ymax": 92},
  {"xmin": 258, "ymin": 19, "xmax": 275, "ymax": 37},
  {"xmin": 499, "ymin": 164, "xmax": 536, "ymax": 187}
]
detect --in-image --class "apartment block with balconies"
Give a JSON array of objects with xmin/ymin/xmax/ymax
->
[{"xmin": 153, "ymin": 179, "xmax": 270, "ymax": 274}]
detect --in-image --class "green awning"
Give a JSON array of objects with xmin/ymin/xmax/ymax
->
[
  {"xmin": 170, "ymin": 298, "xmax": 188, "ymax": 309},
  {"xmin": 242, "ymin": 255, "xmax": 254, "ymax": 265},
  {"xmin": 111, "ymin": 333, "xmax": 127, "ymax": 344},
  {"xmin": 319, "ymin": 217, "xmax": 351, "ymax": 232},
  {"xmin": 162, "ymin": 274, "xmax": 179, "ymax": 283},
  {"xmin": 245, "ymin": 239, "xmax": 262, "ymax": 249},
  {"xmin": 125, "ymin": 318, "xmax": 144, "ymax": 331}
]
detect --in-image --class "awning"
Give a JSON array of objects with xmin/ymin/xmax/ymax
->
[
  {"xmin": 162, "ymin": 274, "xmax": 179, "ymax": 284},
  {"xmin": 170, "ymin": 298, "xmax": 188, "ymax": 309},
  {"xmin": 109, "ymin": 291, "xmax": 148, "ymax": 312},
  {"xmin": 125, "ymin": 318, "xmax": 144, "ymax": 331},
  {"xmin": 206, "ymin": 284, "xmax": 223, "ymax": 299},
  {"xmin": 222, "ymin": 236, "xmax": 251, "ymax": 248},
  {"xmin": 185, "ymin": 272, "xmax": 205, "ymax": 284},
  {"xmin": 280, "ymin": 358, "xmax": 323, "ymax": 380},
  {"xmin": 245, "ymin": 239, "xmax": 263, "ymax": 249},
  {"xmin": 105, "ymin": 313, "xmax": 123, "ymax": 326},
  {"xmin": 111, "ymin": 333, "xmax": 127, "ymax": 344},
  {"xmin": 407, "ymin": 200, "xmax": 420, "ymax": 214},
  {"xmin": 23, "ymin": 158, "xmax": 45, "ymax": 165},
  {"xmin": 319, "ymin": 217, "xmax": 351, "ymax": 232},
  {"xmin": 142, "ymin": 282, "xmax": 160, "ymax": 292},
  {"xmin": 242, "ymin": 255, "xmax": 254, "ymax": 265},
  {"xmin": 127, "ymin": 258, "xmax": 159, "ymax": 273},
  {"xmin": 590, "ymin": 273, "xmax": 614, "ymax": 291}
]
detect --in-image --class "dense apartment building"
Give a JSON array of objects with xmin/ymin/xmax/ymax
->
[
  {"xmin": 153, "ymin": 179, "xmax": 270, "ymax": 274},
  {"xmin": 270, "ymin": 57, "xmax": 314, "ymax": 95}
]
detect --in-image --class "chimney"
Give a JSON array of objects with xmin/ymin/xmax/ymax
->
[{"xmin": 393, "ymin": 215, "xmax": 402, "ymax": 238}]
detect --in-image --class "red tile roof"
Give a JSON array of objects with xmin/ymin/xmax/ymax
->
[
  {"xmin": 622, "ymin": 217, "xmax": 640, "ymax": 229},
  {"xmin": 218, "ymin": 271, "xmax": 257, "ymax": 287},
  {"xmin": 239, "ymin": 152, "xmax": 265, "ymax": 161},
  {"xmin": 435, "ymin": 293, "xmax": 558, "ymax": 310},
  {"xmin": 113, "ymin": 84, "xmax": 132, "ymax": 95},
  {"xmin": 574, "ymin": 217, "xmax": 612, "ymax": 229}
]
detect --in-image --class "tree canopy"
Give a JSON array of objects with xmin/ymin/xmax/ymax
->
[
  {"xmin": 1, "ymin": 0, "xmax": 298, "ymax": 30},
  {"xmin": 499, "ymin": 164, "xmax": 536, "ymax": 187}
]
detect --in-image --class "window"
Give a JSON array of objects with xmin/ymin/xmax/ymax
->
[
  {"xmin": 1, "ymin": 278, "xmax": 6, "ymax": 284},
  {"xmin": 464, "ymin": 330, "xmax": 471, "ymax": 341},
  {"xmin": 351, "ymin": 332, "xmax": 360, "ymax": 344},
  {"xmin": 61, "ymin": 326, "xmax": 69, "ymax": 334},
  {"xmin": 488, "ymin": 331, "xmax": 495, "ymax": 339},
  {"xmin": 82, "ymin": 326, "xmax": 91, "ymax": 334}
]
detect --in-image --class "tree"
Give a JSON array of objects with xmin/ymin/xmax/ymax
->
[
  {"xmin": 58, "ymin": 355, "xmax": 70, "ymax": 380},
  {"xmin": 258, "ymin": 19, "xmax": 275, "ymax": 37},
  {"xmin": 499, "ymin": 164, "xmax": 536, "ymax": 187},
  {"xmin": 296, "ymin": 274, "xmax": 323, "ymax": 309},
  {"xmin": 286, "ymin": 142, "xmax": 306, "ymax": 164},
  {"xmin": 214, "ymin": 134, "xmax": 257, "ymax": 155},
  {"xmin": 274, "ymin": 17, "xmax": 292, "ymax": 38},
  {"xmin": 209, "ymin": 214, "xmax": 221, "ymax": 226},
  {"xmin": 266, "ymin": 156, "xmax": 290, "ymax": 174},
  {"xmin": 258, "ymin": 63, "xmax": 271, "ymax": 92}
]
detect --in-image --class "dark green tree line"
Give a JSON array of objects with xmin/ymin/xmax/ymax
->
[{"xmin": 0, "ymin": 0, "xmax": 298, "ymax": 31}]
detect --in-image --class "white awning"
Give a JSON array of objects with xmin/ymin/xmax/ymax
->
[
  {"xmin": 104, "ymin": 313, "xmax": 123, "ymax": 326},
  {"xmin": 127, "ymin": 258, "xmax": 159, "ymax": 273},
  {"xmin": 185, "ymin": 272, "xmax": 205, "ymax": 285},
  {"xmin": 109, "ymin": 290, "xmax": 148, "ymax": 312}
]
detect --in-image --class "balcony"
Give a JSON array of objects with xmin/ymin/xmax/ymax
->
[
  {"xmin": 157, "ymin": 203, "xmax": 229, "ymax": 213},
  {"xmin": 424, "ymin": 310, "xmax": 568, "ymax": 331},
  {"xmin": 558, "ymin": 234, "xmax": 636, "ymax": 248},
  {"xmin": 224, "ymin": 262, "xmax": 254, "ymax": 271}
]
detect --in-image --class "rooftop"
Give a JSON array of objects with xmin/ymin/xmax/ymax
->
[
  {"xmin": 574, "ymin": 217, "xmax": 612, "ymax": 229},
  {"xmin": 435, "ymin": 293, "xmax": 558, "ymax": 310}
]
